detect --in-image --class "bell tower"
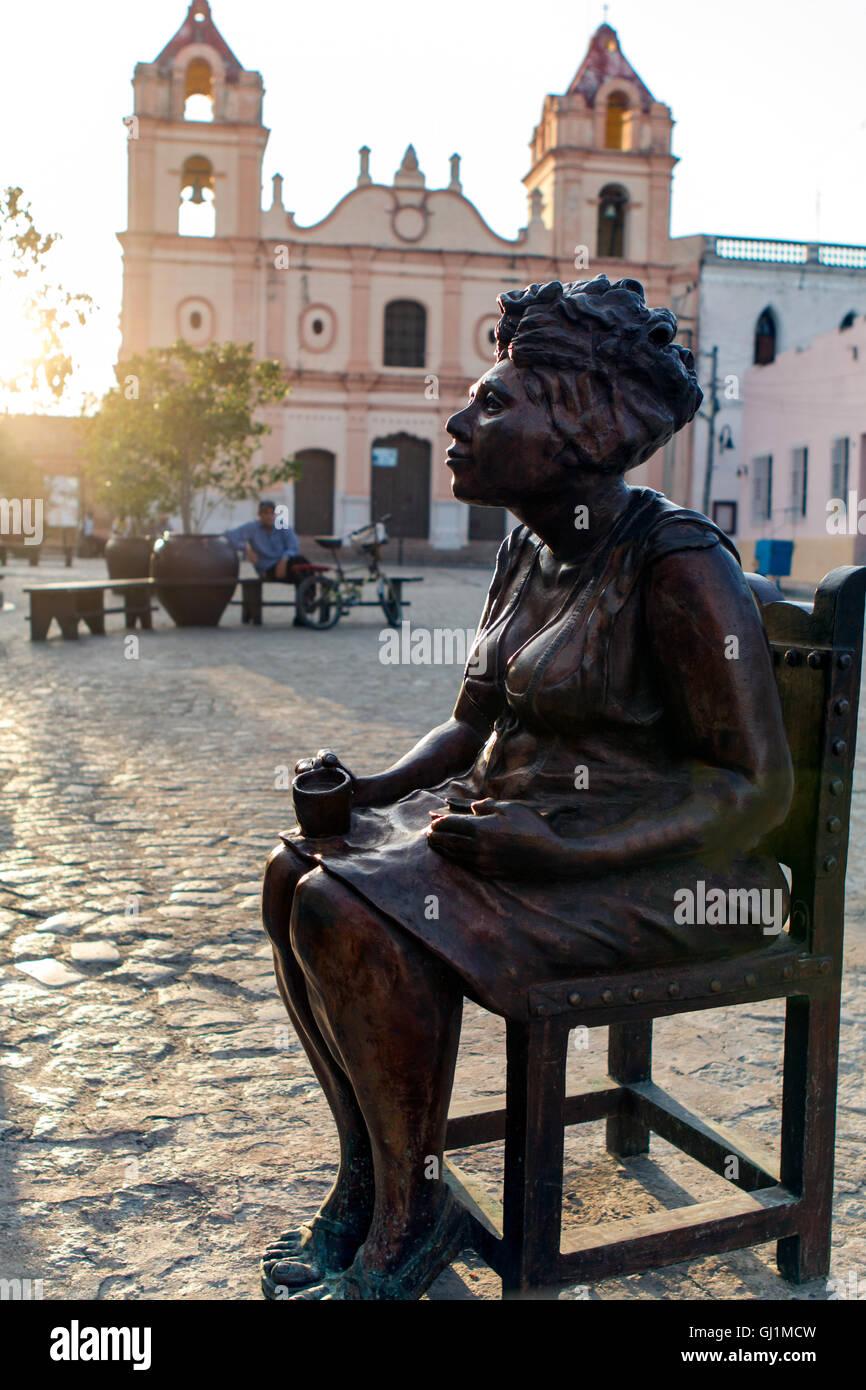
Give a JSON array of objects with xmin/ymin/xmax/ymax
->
[
  {"xmin": 119, "ymin": 0, "xmax": 268, "ymax": 358},
  {"xmin": 524, "ymin": 24, "xmax": 677, "ymax": 287}
]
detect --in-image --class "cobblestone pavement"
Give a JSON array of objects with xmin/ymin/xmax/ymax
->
[{"xmin": 0, "ymin": 555, "xmax": 863, "ymax": 1301}]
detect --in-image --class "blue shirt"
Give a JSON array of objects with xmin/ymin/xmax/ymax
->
[{"xmin": 224, "ymin": 519, "xmax": 299, "ymax": 576}]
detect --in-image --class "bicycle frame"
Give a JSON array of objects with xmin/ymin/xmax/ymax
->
[
  {"xmin": 322, "ymin": 518, "xmax": 390, "ymax": 591},
  {"xmin": 299, "ymin": 516, "xmax": 406, "ymax": 629}
]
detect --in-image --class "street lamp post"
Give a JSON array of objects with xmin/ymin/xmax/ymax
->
[{"xmin": 699, "ymin": 344, "xmax": 719, "ymax": 519}]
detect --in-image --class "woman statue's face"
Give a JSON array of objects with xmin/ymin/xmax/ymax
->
[{"xmin": 445, "ymin": 358, "xmax": 567, "ymax": 509}]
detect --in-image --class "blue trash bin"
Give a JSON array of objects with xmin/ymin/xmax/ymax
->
[{"xmin": 754, "ymin": 538, "xmax": 793, "ymax": 578}]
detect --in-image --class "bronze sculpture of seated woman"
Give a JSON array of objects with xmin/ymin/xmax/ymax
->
[{"xmin": 260, "ymin": 275, "xmax": 794, "ymax": 1300}]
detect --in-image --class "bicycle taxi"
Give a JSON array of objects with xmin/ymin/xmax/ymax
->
[{"xmin": 239, "ymin": 515, "xmax": 422, "ymax": 631}]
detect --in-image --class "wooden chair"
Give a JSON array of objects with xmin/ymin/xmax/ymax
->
[{"xmin": 444, "ymin": 566, "xmax": 866, "ymax": 1297}]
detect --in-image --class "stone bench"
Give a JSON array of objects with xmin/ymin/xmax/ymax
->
[
  {"xmin": 23, "ymin": 579, "xmax": 155, "ymax": 641},
  {"xmin": 0, "ymin": 540, "xmax": 75, "ymax": 567},
  {"xmin": 235, "ymin": 572, "xmax": 423, "ymax": 626}
]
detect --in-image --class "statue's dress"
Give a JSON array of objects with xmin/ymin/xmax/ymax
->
[{"xmin": 281, "ymin": 488, "xmax": 788, "ymax": 1018}]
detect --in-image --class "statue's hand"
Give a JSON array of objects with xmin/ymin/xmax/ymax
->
[
  {"xmin": 294, "ymin": 748, "xmax": 344, "ymax": 775},
  {"xmin": 294, "ymin": 750, "xmax": 384, "ymax": 808},
  {"xmin": 293, "ymin": 749, "xmax": 380, "ymax": 808},
  {"xmin": 293, "ymin": 748, "xmax": 351, "ymax": 784},
  {"xmin": 426, "ymin": 798, "xmax": 566, "ymax": 879}
]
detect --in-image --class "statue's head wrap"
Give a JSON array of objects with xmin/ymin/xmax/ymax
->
[{"xmin": 493, "ymin": 276, "xmax": 701, "ymax": 473}]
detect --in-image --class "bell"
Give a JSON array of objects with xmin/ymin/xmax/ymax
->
[
  {"xmin": 190, "ymin": 176, "xmax": 205, "ymax": 205},
  {"xmin": 603, "ymin": 202, "xmax": 617, "ymax": 219}
]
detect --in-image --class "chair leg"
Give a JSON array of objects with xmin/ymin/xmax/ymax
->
[
  {"xmin": 777, "ymin": 989, "xmax": 841, "ymax": 1284},
  {"xmin": 500, "ymin": 1017, "xmax": 568, "ymax": 1295},
  {"xmin": 606, "ymin": 1021, "xmax": 652, "ymax": 1158}
]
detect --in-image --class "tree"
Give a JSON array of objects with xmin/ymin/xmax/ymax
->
[
  {"xmin": 0, "ymin": 186, "xmax": 93, "ymax": 405},
  {"xmin": 84, "ymin": 340, "xmax": 298, "ymax": 532}
]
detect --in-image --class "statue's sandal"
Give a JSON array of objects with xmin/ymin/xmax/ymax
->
[{"xmin": 286, "ymin": 1192, "xmax": 469, "ymax": 1301}]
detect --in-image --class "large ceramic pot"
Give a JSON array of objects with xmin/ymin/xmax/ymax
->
[
  {"xmin": 150, "ymin": 533, "xmax": 239, "ymax": 628},
  {"xmin": 105, "ymin": 534, "xmax": 154, "ymax": 582},
  {"xmin": 105, "ymin": 534, "xmax": 155, "ymax": 625}
]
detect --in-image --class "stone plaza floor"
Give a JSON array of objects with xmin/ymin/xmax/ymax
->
[{"xmin": 0, "ymin": 554, "xmax": 864, "ymax": 1301}]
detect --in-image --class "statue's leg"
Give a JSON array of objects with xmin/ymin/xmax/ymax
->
[
  {"xmin": 289, "ymin": 866, "xmax": 464, "ymax": 1288},
  {"xmin": 261, "ymin": 846, "xmax": 375, "ymax": 1279}
]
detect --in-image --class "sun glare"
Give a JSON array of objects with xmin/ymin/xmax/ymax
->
[{"xmin": 0, "ymin": 280, "xmax": 49, "ymax": 410}]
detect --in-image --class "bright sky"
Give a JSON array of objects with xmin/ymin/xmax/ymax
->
[{"xmin": 3, "ymin": 0, "xmax": 865, "ymax": 413}]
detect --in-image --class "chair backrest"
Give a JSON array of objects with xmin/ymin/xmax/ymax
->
[{"xmin": 745, "ymin": 567, "xmax": 866, "ymax": 959}]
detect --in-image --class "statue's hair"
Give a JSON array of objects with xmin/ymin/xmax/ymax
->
[{"xmin": 494, "ymin": 276, "xmax": 702, "ymax": 473}]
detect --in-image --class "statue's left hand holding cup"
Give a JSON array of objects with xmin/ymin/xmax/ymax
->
[{"xmin": 292, "ymin": 749, "xmax": 354, "ymax": 838}]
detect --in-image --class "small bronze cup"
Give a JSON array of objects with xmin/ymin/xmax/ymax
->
[{"xmin": 292, "ymin": 766, "xmax": 353, "ymax": 838}]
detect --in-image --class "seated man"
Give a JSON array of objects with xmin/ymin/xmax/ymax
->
[{"xmin": 224, "ymin": 498, "xmax": 310, "ymax": 581}]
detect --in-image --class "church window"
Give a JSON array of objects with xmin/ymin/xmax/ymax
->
[
  {"xmin": 179, "ymin": 155, "xmax": 216, "ymax": 237},
  {"xmin": 184, "ymin": 58, "xmax": 214, "ymax": 122},
  {"xmin": 312, "ymin": 318, "xmax": 324, "ymax": 335},
  {"xmin": 754, "ymin": 308, "xmax": 777, "ymax": 365},
  {"xmin": 190, "ymin": 311, "xmax": 202, "ymax": 329},
  {"xmin": 597, "ymin": 185, "xmax": 628, "ymax": 259},
  {"xmin": 604, "ymin": 92, "xmax": 629, "ymax": 150},
  {"xmin": 384, "ymin": 300, "xmax": 426, "ymax": 368}
]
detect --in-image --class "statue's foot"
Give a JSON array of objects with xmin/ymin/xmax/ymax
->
[
  {"xmin": 261, "ymin": 1212, "xmax": 365, "ymax": 1298},
  {"xmin": 285, "ymin": 1189, "xmax": 468, "ymax": 1301}
]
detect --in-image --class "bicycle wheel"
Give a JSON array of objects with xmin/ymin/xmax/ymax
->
[
  {"xmin": 296, "ymin": 574, "xmax": 342, "ymax": 630},
  {"xmin": 378, "ymin": 576, "xmax": 402, "ymax": 628}
]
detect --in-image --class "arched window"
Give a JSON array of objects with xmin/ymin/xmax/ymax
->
[
  {"xmin": 597, "ymin": 185, "xmax": 628, "ymax": 259},
  {"xmin": 754, "ymin": 308, "xmax": 777, "ymax": 365},
  {"xmin": 179, "ymin": 155, "xmax": 215, "ymax": 237},
  {"xmin": 604, "ymin": 92, "xmax": 629, "ymax": 150},
  {"xmin": 184, "ymin": 58, "xmax": 214, "ymax": 122},
  {"xmin": 383, "ymin": 300, "xmax": 426, "ymax": 368}
]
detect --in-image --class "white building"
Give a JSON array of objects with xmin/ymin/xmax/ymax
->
[
  {"xmin": 740, "ymin": 311, "xmax": 866, "ymax": 583},
  {"xmin": 692, "ymin": 237, "xmax": 866, "ymax": 553}
]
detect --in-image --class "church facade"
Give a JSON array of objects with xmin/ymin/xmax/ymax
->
[{"xmin": 118, "ymin": 2, "xmax": 703, "ymax": 551}]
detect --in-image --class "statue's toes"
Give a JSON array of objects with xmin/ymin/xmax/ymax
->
[
  {"xmin": 268, "ymin": 1257, "xmax": 324, "ymax": 1287},
  {"xmin": 263, "ymin": 1240, "xmax": 302, "ymax": 1261},
  {"xmin": 262, "ymin": 1224, "xmax": 312, "ymax": 1261},
  {"xmin": 286, "ymin": 1280, "xmax": 332, "ymax": 1301}
]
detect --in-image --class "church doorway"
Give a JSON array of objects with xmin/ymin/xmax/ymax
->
[
  {"xmin": 293, "ymin": 448, "xmax": 335, "ymax": 535},
  {"xmin": 370, "ymin": 433, "xmax": 430, "ymax": 539}
]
